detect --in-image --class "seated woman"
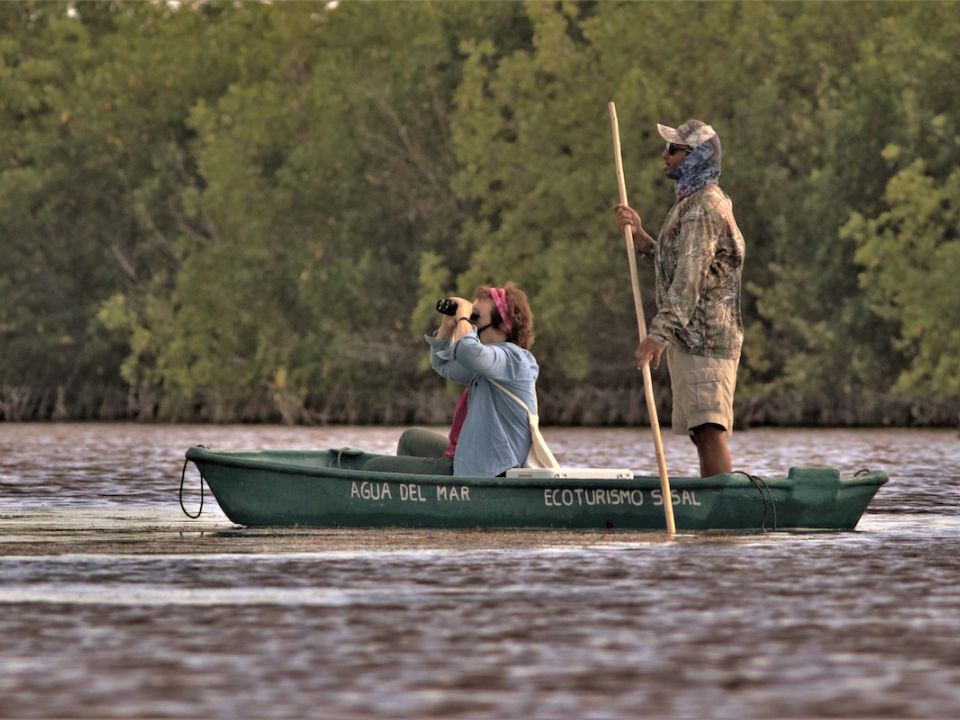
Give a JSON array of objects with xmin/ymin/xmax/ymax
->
[{"xmin": 363, "ymin": 282, "xmax": 539, "ymax": 477}]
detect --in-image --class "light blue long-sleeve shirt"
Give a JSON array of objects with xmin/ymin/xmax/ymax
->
[{"xmin": 425, "ymin": 331, "xmax": 539, "ymax": 477}]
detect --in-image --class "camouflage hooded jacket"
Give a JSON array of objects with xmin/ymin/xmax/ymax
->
[{"xmin": 643, "ymin": 184, "xmax": 745, "ymax": 359}]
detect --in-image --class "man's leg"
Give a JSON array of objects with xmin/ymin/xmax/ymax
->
[
  {"xmin": 691, "ymin": 423, "xmax": 732, "ymax": 477},
  {"xmin": 667, "ymin": 347, "xmax": 738, "ymax": 478}
]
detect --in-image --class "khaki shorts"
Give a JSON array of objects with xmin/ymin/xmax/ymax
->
[{"xmin": 666, "ymin": 347, "xmax": 739, "ymax": 436}]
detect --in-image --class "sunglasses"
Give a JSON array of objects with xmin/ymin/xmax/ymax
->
[{"xmin": 666, "ymin": 142, "xmax": 692, "ymax": 155}]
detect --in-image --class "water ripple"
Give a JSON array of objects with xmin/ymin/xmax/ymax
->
[{"xmin": 0, "ymin": 423, "xmax": 958, "ymax": 718}]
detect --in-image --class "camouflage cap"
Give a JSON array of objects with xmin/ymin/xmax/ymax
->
[{"xmin": 657, "ymin": 119, "xmax": 717, "ymax": 148}]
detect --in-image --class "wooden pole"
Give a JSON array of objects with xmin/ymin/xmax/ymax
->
[{"xmin": 608, "ymin": 101, "xmax": 676, "ymax": 536}]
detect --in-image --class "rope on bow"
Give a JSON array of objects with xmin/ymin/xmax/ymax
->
[
  {"xmin": 733, "ymin": 470, "xmax": 778, "ymax": 532},
  {"xmin": 179, "ymin": 446, "xmax": 207, "ymax": 519}
]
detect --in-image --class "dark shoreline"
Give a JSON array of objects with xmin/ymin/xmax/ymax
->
[{"xmin": 2, "ymin": 384, "xmax": 957, "ymax": 428}]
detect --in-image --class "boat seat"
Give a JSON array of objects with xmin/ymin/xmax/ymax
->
[{"xmin": 506, "ymin": 468, "xmax": 634, "ymax": 480}]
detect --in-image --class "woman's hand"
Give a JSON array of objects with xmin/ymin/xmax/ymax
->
[
  {"xmin": 437, "ymin": 297, "xmax": 475, "ymax": 342},
  {"xmin": 453, "ymin": 297, "xmax": 474, "ymax": 322},
  {"xmin": 450, "ymin": 297, "xmax": 475, "ymax": 344}
]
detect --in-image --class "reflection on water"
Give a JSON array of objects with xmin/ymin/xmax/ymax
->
[{"xmin": 0, "ymin": 423, "xmax": 958, "ymax": 718}]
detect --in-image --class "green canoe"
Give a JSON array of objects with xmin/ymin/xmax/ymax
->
[{"xmin": 183, "ymin": 446, "xmax": 888, "ymax": 532}]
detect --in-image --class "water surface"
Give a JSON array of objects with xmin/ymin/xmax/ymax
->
[{"xmin": 1, "ymin": 424, "xmax": 957, "ymax": 718}]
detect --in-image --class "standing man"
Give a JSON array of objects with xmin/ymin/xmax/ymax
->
[{"xmin": 615, "ymin": 119, "xmax": 744, "ymax": 477}]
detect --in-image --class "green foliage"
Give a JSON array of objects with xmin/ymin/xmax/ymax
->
[
  {"xmin": 2, "ymin": 0, "xmax": 959, "ymax": 422},
  {"xmin": 847, "ymin": 162, "xmax": 960, "ymax": 396}
]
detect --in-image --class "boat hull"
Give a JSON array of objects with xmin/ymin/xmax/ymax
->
[{"xmin": 184, "ymin": 447, "xmax": 887, "ymax": 532}]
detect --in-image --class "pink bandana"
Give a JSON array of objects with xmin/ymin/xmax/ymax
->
[{"xmin": 489, "ymin": 287, "xmax": 513, "ymax": 334}]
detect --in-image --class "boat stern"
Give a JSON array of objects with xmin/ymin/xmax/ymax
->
[{"xmin": 780, "ymin": 466, "xmax": 889, "ymax": 530}]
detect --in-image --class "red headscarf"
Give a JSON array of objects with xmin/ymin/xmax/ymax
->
[{"xmin": 489, "ymin": 287, "xmax": 513, "ymax": 334}]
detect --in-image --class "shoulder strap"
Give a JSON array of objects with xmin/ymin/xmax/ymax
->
[
  {"xmin": 487, "ymin": 378, "xmax": 538, "ymax": 416},
  {"xmin": 489, "ymin": 379, "xmax": 558, "ymax": 469}
]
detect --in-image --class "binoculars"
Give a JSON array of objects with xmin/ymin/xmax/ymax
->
[{"xmin": 436, "ymin": 299, "xmax": 480, "ymax": 323}]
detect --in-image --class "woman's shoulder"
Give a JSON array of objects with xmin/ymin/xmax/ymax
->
[
  {"xmin": 501, "ymin": 341, "xmax": 536, "ymax": 359},
  {"xmin": 500, "ymin": 342, "xmax": 539, "ymax": 378}
]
